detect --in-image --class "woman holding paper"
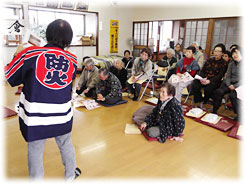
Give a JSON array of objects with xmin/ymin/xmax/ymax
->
[
  {"xmin": 140, "ymin": 82, "xmax": 185, "ymax": 143},
  {"xmin": 212, "ymin": 46, "xmax": 241, "ymax": 121},
  {"xmin": 191, "ymin": 43, "xmax": 228, "ymax": 106},
  {"xmin": 168, "ymin": 46, "xmax": 200, "ymax": 102},
  {"xmin": 127, "ymin": 48, "xmax": 152, "ymax": 101}
]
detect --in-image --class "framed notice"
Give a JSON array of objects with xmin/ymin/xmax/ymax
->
[{"xmin": 110, "ymin": 20, "xmax": 119, "ymax": 53}]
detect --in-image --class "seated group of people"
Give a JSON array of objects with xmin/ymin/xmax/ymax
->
[
  {"xmin": 137, "ymin": 43, "xmax": 241, "ymax": 142},
  {"xmin": 157, "ymin": 43, "xmax": 241, "ymax": 121},
  {"xmin": 76, "ymin": 58, "xmax": 123, "ymax": 105},
  {"xmin": 76, "ymin": 42, "xmax": 241, "ymax": 143},
  {"xmin": 76, "ymin": 47, "xmax": 154, "ymax": 103}
]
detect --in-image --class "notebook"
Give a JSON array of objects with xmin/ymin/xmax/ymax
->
[
  {"xmin": 124, "ymin": 124, "xmax": 142, "ymax": 134},
  {"xmin": 201, "ymin": 113, "xmax": 222, "ymax": 124},
  {"xmin": 237, "ymin": 125, "xmax": 244, "ymax": 137},
  {"xmin": 186, "ymin": 108, "xmax": 206, "ymax": 118}
]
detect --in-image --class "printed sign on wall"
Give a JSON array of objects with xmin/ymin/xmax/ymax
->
[{"xmin": 110, "ymin": 20, "xmax": 119, "ymax": 53}]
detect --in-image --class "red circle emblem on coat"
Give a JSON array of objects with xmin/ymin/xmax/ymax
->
[{"xmin": 35, "ymin": 50, "xmax": 74, "ymax": 90}]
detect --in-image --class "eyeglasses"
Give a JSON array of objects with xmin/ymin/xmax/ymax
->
[{"xmin": 214, "ymin": 50, "xmax": 222, "ymax": 53}]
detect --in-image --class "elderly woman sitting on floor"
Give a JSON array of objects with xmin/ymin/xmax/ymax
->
[{"xmin": 140, "ymin": 82, "xmax": 185, "ymax": 143}]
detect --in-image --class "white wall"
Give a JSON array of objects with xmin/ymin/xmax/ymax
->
[
  {"xmin": 132, "ymin": 5, "xmax": 242, "ymax": 21},
  {"xmin": 88, "ymin": 3, "xmax": 133, "ymax": 56},
  {"xmin": 2, "ymin": 2, "xmax": 242, "ymax": 66},
  {"xmin": 2, "ymin": 2, "xmax": 133, "ymax": 66}
]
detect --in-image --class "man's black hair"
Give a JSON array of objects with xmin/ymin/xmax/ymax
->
[
  {"xmin": 186, "ymin": 46, "xmax": 196, "ymax": 54},
  {"xmin": 46, "ymin": 19, "xmax": 73, "ymax": 49},
  {"xmin": 214, "ymin": 43, "xmax": 226, "ymax": 53},
  {"xmin": 124, "ymin": 50, "xmax": 130, "ymax": 56}
]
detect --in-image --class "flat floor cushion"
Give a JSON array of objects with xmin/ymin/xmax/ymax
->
[
  {"xmin": 144, "ymin": 98, "xmax": 158, "ymax": 106},
  {"xmin": 132, "ymin": 105, "xmax": 155, "ymax": 125},
  {"xmin": 15, "ymin": 86, "xmax": 23, "ymax": 94},
  {"xmin": 227, "ymin": 123, "xmax": 242, "ymax": 140},
  {"xmin": 97, "ymin": 100, "xmax": 128, "ymax": 107},
  {"xmin": 183, "ymin": 104, "xmax": 235, "ymax": 132},
  {"xmin": 2, "ymin": 106, "xmax": 17, "ymax": 118},
  {"xmin": 138, "ymin": 125, "xmax": 184, "ymax": 142},
  {"xmin": 194, "ymin": 114, "xmax": 235, "ymax": 132}
]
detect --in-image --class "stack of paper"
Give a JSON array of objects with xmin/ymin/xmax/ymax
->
[
  {"xmin": 181, "ymin": 72, "xmax": 194, "ymax": 83},
  {"xmin": 83, "ymin": 100, "xmax": 101, "ymax": 110},
  {"xmin": 170, "ymin": 72, "xmax": 194, "ymax": 83},
  {"xmin": 188, "ymin": 108, "xmax": 203, "ymax": 115},
  {"xmin": 194, "ymin": 74, "xmax": 204, "ymax": 80},
  {"xmin": 124, "ymin": 124, "xmax": 142, "ymax": 134},
  {"xmin": 186, "ymin": 108, "xmax": 206, "ymax": 118},
  {"xmin": 235, "ymin": 86, "xmax": 243, "ymax": 100},
  {"xmin": 237, "ymin": 125, "xmax": 244, "ymax": 137},
  {"xmin": 201, "ymin": 113, "xmax": 221, "ymax": 124},
  {"xmin": 73, "ymin": 101, "xmax": 84, "ymax": 108},
  {"xmin": 145, "ymin": 97, "xmax": 158, "ymax": 105},
  {"xmin": 71, "ymin": 93, "xmax": 84, "ymax": 103},
  {"xmin": 127, "ymin": 75, "xmax": 146, "ymax": 84}
]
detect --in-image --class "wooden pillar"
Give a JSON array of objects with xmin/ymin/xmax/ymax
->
[{"xmin": 205, "ymin": 19, "xmax": 214, "ymax": 58}]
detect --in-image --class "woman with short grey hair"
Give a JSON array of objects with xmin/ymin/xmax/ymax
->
[{"xmin": 157, "ymin": 48, "xmax": 177, "ymax": 79}]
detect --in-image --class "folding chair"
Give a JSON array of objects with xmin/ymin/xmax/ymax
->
[
  {"xmin": 125, "ymin": 57, "xmax": 135, "ymax": 69},
  {"xmin": 125, "ymin": 57, "xmax": 135, "ymax": 78},
  {"xmin": 224, "ymin": 94, "xmax": 233, "ymax": 110},
  {"xmin": 138, "ymin": 63, "xmax": 164, "ymax": 101},
  {"xmin": 183, "ymin": 84, "xmax": 193, "ymax": 104}
]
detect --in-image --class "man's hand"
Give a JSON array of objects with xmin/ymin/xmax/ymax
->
[
  {"xmin": 132, "ymin": 78, "xmax": 139, "ymax": 83},
  {"xmin": 140, "ymin": 122, "xmax": 147, "ymax": 131},
  {"xmin": 229, "ymin": 85, "xmax": 235, "ymax": 91},
  {"xmin": 76, "ymin": 86, "xmax": 81, "ymax": 91},
  {"xmin": 97, "ymin": 94, "xmax": 104, "ymax": 100},
  {"xmin": 177, "ymin": 73, "xmax": 182, "ymax": 77},
  {"xmin": 84, "ymin": 89, "xmax": 89, "ymax": 93}
]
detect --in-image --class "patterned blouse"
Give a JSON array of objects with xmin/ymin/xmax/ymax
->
[
  {"xmin": 145, "ymin": 97, "xmax": 185, "ymax": 143},
  {"xmin": 200, "ymin": 57, "xmax": 228, "ymax": 85}
]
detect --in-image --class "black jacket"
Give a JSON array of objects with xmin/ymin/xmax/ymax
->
[
  {"xmin": 110, "ymin": 66, "xmax": 128, "ymax": 89},
  {"xmin": 145, "ymin": 97, "xmax": 185, "ymax": 143}
]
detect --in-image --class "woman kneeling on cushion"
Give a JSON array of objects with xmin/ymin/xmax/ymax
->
[{"xmin": 140, "ymin": 82, "xmax": 185, "ymax": 143}]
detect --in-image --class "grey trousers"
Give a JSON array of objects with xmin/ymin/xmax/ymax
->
[
  {"xmin": 169, "ymin": 74, "xmax": 192, "ymax": 102},
  {"xmin": 28, "ymin": 132, "xmax": 76, "ymax": 180},
  {"xmin": 147, "ymin": 126, "xmax": 160, "ymax": 138}
]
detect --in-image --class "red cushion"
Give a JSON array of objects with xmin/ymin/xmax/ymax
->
[
  {"xmin": 2, "ymin": 107, "xmax": 17, "ymax": 118},
  {"xmin": 122, "ymin": 86, "xmax": 128, "ymax": 92},
  {"xmin": 141, "ymin": 131, "xmax": 158, "ymax": 141},
  {"xmin": 195, "ymin": 116, "xmax": 235, "ymax": 132},
  {"xmin": 144, "ymin": 100, "xmax": 158, "ymax": 106},
  {"xmin": 227, "ymin": 123, "xmax": 242, "ymax": 140},
  {"xmin": 226, "ymin": 103, "xmax": 233, "ymax": 108},
  {"xmin": 183, "ymin": 104, "xmax": 235, "ymax": 132},
  {"xmin": 137, "ymin": 125, "xmax": 184, "ymax": 142},
  {"xmin": 15, "ymin": 86, "xmax": 23, "ymax": 95}
]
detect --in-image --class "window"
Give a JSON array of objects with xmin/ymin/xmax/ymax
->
[
  {"xmin": 133, "ymin": 22, "xmax": 148, "ymax": 46},
  {"xmin": 133, "ymin": 20, "xmax": 173, "ymax": 56},
  {"xmin": 133, "ymin": 22, "xmax": 149, "ymax": 56},
  {"xmin": 184, "ymin": 20, "xmax": 208, "ymax": 49},
  {"xmin": 28, "ymin": 7, "xmax": 85, "ymax": 45},
  {"xmin": 159, "ymin": 21, "xmax": 173, "ymax": 53},
  {"xmin": 2, "ymin": 5, "xmax": 24, "ymax": 46},
  {"xmin": 148, "ymin": 21, "xmax": 158, "ymax": 52},
  {"xmin": 2, "ymin": 5, "xmax": 23, "ymax": 20},
  {"xmin": 212, "ymin": 18, "xmax": 240, "ymax": 50}
]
